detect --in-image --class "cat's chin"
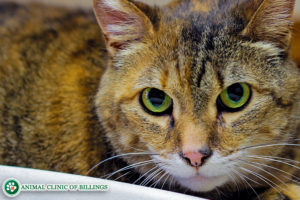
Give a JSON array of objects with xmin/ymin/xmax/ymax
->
[{"xmin": 175, "ymin": 174, "xmax": 228, "ymax": 192}]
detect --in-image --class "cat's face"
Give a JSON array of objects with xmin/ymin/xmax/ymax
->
[{"xmin": 94, "ymin": 0, "xmax": 300, "ymax": 192}]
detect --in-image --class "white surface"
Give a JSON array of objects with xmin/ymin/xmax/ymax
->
[{"xmin": 0, "ymin": 165, "xmax": 206, "ymax": 200}]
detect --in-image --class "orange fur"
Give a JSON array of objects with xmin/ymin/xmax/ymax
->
[{"xmin": 0, "ymin": 0, "xmax": 299, "ymax": 199}]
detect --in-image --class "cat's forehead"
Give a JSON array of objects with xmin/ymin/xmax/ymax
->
[
  {"xmin": 163, "ymin": 0, "xmax": 250, "ymax": 39},
  {"xmin": 134, "ymin": 0, "xmax": 289, "ymax": 96},
  {"xmin": 166, "ymin": 0, "xmax": 244, "ymax": 19},
  {"xmin": 167, "ymin": 0, "xmax": 227, "ymax": 15}
]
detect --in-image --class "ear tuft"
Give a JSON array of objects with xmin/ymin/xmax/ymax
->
[
  {"xmin": 241, "ymin": 0, "xmax": 295, "ymax": 49},
  {"xmin": 93, "ymin": 0, "xmax": 153, "ymax": 56}
]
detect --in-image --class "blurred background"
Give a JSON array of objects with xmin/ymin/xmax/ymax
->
[
  {"xmin": 7, "ymin": 0, "xmax": 300, "ymax": 18},
  {"xmin": 5, "ymin": 0, "xmax": 300, "ymax": 66},
  {"xmin": 6, "ymin": 0, "xmax": 170, "ymax": 7}
]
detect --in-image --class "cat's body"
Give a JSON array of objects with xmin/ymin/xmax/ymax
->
[
  {"xmin": 0, "ymin": 3, "xmax": 108, "ymax": 174},
  {"xmin": 0, "ymin": 0, "xmax": 299, "ymax": 200}
]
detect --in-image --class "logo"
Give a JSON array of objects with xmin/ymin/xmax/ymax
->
[
  {"xmin": 2, "ymin": 178, "xmax": 21, "ymax": 197},
  {"xmin": 1, "ymin": 178, "xmax": 108, "ymax": 197}
]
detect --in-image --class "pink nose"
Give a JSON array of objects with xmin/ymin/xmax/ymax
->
[
  {"xmin": 181, "ymin": 148, "xmax": 212, "ymax": 167},
  {"xmin": 182, "ymin": 152, "xmax": 204, "ymax": 167}
]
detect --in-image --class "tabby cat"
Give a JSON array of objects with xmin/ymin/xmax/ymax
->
[{"xmin": 0, "ymin": 0, "xmax": 299, "ymax": 199}]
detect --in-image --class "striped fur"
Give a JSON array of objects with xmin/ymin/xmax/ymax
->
[{"xmin": 0, "ymin": 0, "xmax": 299, "ymax": 199}]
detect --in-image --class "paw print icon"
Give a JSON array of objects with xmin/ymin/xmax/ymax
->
[{"xmin": 2, "ymin": 178, "xmax": 21, "ymax": 197}]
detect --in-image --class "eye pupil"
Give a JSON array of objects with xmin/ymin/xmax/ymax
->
[
  {"xmin": 147, "ymin": 88, "xmax": 165, "ymax": 107},
  {"xmin": 227, "ymin": 83, "xmax": 244, "ymax": 102},
  {"xmin": 218, "ymin": 83, "xmax": 251, "ymax": 112},
  {"xmin": 141, "ymin": 88, "xmax": 173, "ymax": 115}
]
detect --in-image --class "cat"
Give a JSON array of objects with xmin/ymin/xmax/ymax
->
[{"xmin": 0, "ymin": 0, "xmax": 299, "ymax": 199}]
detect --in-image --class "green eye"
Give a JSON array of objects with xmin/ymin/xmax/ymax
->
[
  {"xmin": 140, "ymin": 88, "xmax": 173, "ymax": 115},
  {"xmin": 218, "ymin": 83, "xmax": 251, "ymax": 111}
]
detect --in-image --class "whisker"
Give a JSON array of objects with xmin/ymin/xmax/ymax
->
[
  {"xmin": 215, "ymin": 187, "xmax": 222, "ymax": 199},
  {"xmin": 238, "ymin": 143, "xmax": 300, "ymax": 151},
  {"xmin": 233, "ymin": 165, "xmax": 261, "ymax": 185},
  {"xmin": 140, "ymin": 167, "xmax": 163, "ymax": 186},
  {"xmin": 231, "ymin": 168, "xmax": 261, "ymax": 200},
  {"xmin": 161, "ymin": 173, "xmax": 171, "ymax": 190},
  {"xmin": 246, "ymin": 155, "xmax": 300, "ymax": 171},
  {"xmin": 141, "ymin": 167, "xmax": 165, "ymax": 187},
  {"xmin": 151, "ymin": 171, "xmax": 168, "ymax": 188},
  {"xmin": 242, "ymin": 158, "xmax": 300, "ymax": 183},
  {"xmin": 239, "ymin": 159, "xmax": 288, "ymax": 189},
  {"xmin": 114, "ymin": 171, "xmax": 131, "ymax": 181},
  {"xmin": 133, "ymin": 166, "xmax": 159, "ymax": 184},
  {"xmin": 183, "ymin": 187, "xmax": 190, "ymax": 194},
  {"xmin": 103, "ymin": 160, "xmax": 154, "ymax": 179},
  {"xmin": 256, "ymin": 155, "xmax": 300, "ymax": 165},
  {"xmin": 239, "ymin": 166, "xmax": 282, "ymax": 194},
  {"xmin": 144, "ymin": 169, "xmax": 165, "ymax": 187},
  {"xmin": 86, "ymin": 152, "xmax": 158, "ymax": 175},
  {"xmin": 169, "ymin": 176, "xmax": 175, "ymax": 191},
  {"xmin": 227, "ymin": 171, "xmax": 240, "ymax": 196}
]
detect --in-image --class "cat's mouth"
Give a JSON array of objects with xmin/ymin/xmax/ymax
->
[
  {"xmin": 186, "ymin": 173, "xmax": 212, "ymax": 181},
  {"xmin": 153, "ymin": 153, "xmax": 230, "ymax": 192},
  {"xmin": 174, "ymin": 173, "xmax": 228, "ymax": 192}
]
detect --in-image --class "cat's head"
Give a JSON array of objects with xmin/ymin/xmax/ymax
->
[{"xmin": 94, "ymin": 0, "xmax": 300, "ymax": 193}]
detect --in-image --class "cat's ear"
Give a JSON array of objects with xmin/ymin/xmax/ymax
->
[
  {"xmin": 93, "ymin": 0, "xmax": 154, "ymax": 56},
  {"xmin": 241, "ymin": 0, "xmax": 295, "ymax": 49}
]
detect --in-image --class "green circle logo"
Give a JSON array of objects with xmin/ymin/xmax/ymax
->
[{"xmin": 2, "ymin": 178, "xmax": 21, "ymax": 197}]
